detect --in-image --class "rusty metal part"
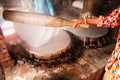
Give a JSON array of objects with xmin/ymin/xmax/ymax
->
[{"xmin": 3, "ymin": 10, "xmax": 89, "ymax": 28}]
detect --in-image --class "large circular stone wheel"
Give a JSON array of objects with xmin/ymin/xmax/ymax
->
[
  {"xmin": 26, "ymin": 30, "xmax": 83, "ymax": 67},
  {"xmin": 7, "ymin": 30, "xmax": 83, "ymax": 67}
]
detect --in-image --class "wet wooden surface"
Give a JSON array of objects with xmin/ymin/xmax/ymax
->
[{"xmin": 77, "ymin": 44, "xmax": 114, "ymax": 79}]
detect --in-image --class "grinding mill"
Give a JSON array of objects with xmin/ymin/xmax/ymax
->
[
  {"xmin": 0, "ymin": 0, "xmax": 85, "ymax": 73},
  {"xmin": 64, "ymin": 0, "xmax": 112, "ymax": 48},
  {"xmin": 0, "ymin": 0, "xmax": 119, "ymax": 80}
]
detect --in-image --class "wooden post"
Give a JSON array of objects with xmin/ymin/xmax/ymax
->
[
  {"xmin": 68, "ymin": 0, "xmax": 73, "ymax": 5},
  {"xmin": 83, "ymin": 0, "xmax": 104, "ymax": 16},
  {"xmin": 83, "ymin": 0, "xmax": 120, "ymax": 16}
]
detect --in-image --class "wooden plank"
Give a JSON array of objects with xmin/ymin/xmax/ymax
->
[
  {"xmin": 77, "ymin": 58, "xmax": 98, "ymax": 79},
  {"xmin": 85, "ymin": 66, "xmax": 105, "ymax": 80},
  {"xmin": 76, "ymin": 44, "xmax": 115, "ymax": 79}
]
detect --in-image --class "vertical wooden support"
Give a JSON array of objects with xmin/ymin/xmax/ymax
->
[
  {"xmin": 68, "ymin": 0, "xmax": 73, "ymax": 5},
  {"xmin": 83, "ymin": 0, "xmax": 120, "ymax": 16},
  {"xmin": 83, "ymin": 0, "xmax": 104, "ymax": 16}
]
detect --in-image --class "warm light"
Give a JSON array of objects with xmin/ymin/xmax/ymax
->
[{"xmin": 1, "ymin": 21, "xmax": 16, "ymax": 36}]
